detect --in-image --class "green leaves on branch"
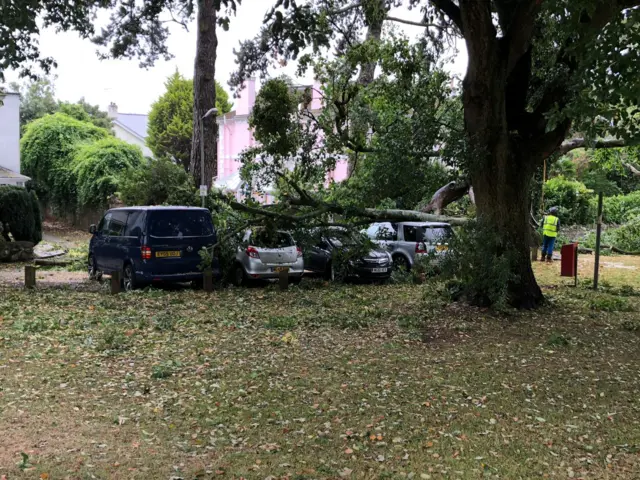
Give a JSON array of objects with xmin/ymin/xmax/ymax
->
[
  {"xmin": 73, "ymin": 138, "xmax": 144, "ymax": 209},
  {"xmin": 21, "ymin": 113, "xmax": 109, "ymax": 212},
  {"xmin": 148, "ymin": 72, "xmax": 231, "ymax": 171}
]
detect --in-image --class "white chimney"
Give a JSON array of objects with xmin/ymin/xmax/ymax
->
[{"xmin": 107, "ymin": 102, "xmax": 118, "ymax": 119}]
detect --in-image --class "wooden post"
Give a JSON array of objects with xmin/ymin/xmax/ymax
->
[
  {"xmin": 110, "ymin": 271, "xmax": 122, "ymax": 294},
  {"xmin": 24, "ymin": 265, "xmax": 36, "ymax": 289},
  {"xmin": 530, "ymin": 247, "xmax": 538, "ymax": 262},
  {"xmin": 593, "ymin": 191, "xmax": 603, "ymax": 290},
  {"xmin": 278, "ymin": 270, "xmax": 289, "ymax": 291},
  {"xmin": 203, "ymin": 270, "xmax": 213, "ymax": 292}
]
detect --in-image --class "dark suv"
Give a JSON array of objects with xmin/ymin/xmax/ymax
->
[{"xmin": 88, "ymin": 207, "xmax": 219, "ymax": 290}]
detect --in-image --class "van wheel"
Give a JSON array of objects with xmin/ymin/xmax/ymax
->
[
  {"xmin": 232, "ymin": 264, "xmax": 246, "ymax": 287},
  {"xmin": 122, "ymin": 263, "xmax": 137, "ymax": 291},
  {"xmin": 393, "ymin": 255, "xmax": 410, "ymax": 272},
  {"xmin": 88, "ymin": 255, "xmax": 102, "ymax": 282}
]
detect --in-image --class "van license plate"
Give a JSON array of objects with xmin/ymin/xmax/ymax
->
[
  {"xmin": 156, "ymin": 250, "xmax": 181, "ymax": 258},
  {"xmin": 273, "ymin": 266, "xmax": 289, "ymax": 273},
  {"xmin": 436, "ymin": 245, "xmax": 448, "ymax": 252},
  {"xmin": 372, "ymin": 268, "xmax": 387, "ymax": 273}
]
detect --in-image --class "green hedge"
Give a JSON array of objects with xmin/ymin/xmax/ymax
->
[
  {"xmin": 73, "ymin": 138, "xmax": 144, "ymax": 208},
  {"xmin": 20, "ymin": 113, "xmax": 109, "ymax": 211},
  {"xmin": 0, "ymin": 186, "xmax": 42, "ymax": 244},
  {"xmin": 543, "ymin": 176, "xmax": 595, "ymax": 225},
  {"xmin": 601, "ymin": 191, "xmax": 640, "ymax": 224}
]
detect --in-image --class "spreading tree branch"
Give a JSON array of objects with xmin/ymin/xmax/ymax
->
[
  {"xmin": 503, "ymin": 0, "xmax": 542, "ymax": 75},
  {"xmin": 431, "ymin": 0, "xmax": 464, "ymax": 34},
  {"xmin": 558, "ymin": 137, "xmax": 626, "ymax": 155}
]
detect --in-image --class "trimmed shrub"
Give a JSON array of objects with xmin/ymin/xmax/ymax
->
[
  {"xmin": 117, "ymin": 156, "xmax": 196, "ymax": 206},
  {"xmin": 73, "ymin": 138, "xmax": 144, "ymax": 209},
  {"xmin": 20, "ymin": 113, "xmax": 109, "ymax": 211},
  {"xmin": 0, "ymin": 186, "xmax": 43, "ymax": 244},
  {"xmin": 543, "ymin": 176, "xmax": 594, "ymax": 225}
]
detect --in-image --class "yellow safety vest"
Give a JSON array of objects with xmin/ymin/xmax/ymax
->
[{"xmin": 543, "ymin": 215, "xmax": 559, "ymax": 238}]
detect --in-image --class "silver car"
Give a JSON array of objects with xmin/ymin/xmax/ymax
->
[
  {"xmin": 232, "ymin": 229, "xmax": 304, "ymax": 286},
  {"xmin": 365, "ymin": 222, "xmax": 453, "ymax": 270}
]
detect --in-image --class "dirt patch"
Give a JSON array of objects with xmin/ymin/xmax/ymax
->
[{"xmin": 0, "ymin": 265, "xmax": 95, "ymax": 290}]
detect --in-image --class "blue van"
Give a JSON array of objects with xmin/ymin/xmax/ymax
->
[{"xmin": 88, "ymin": 206, "xmax": 219, "ymax": 290}]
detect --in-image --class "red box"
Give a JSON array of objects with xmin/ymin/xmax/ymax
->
[{"xmin": 561, "ymin": 243, "xmax": 578, "ymax": 277}]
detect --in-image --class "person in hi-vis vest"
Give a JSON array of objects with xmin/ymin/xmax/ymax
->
[{"xmin": 540, "ymin": 206, "xmax": 560, "ymax": 262}]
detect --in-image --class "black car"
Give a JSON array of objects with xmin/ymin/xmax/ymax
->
[{"xmin": 305, "ymin": 235, "xmax": 393, "ymax": 281}]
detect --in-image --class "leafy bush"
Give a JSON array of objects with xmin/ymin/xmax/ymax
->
[
  {"xmin": 20, "ymin": 113, "xmax": 109, "ymax": 211},
  {"xmin": 602, "ymin": 216, "xmax": 640, "ymax": 252},
  {"xmin": 543, "ymin": 176, "xmax": 594, "ymax": 225},
  {"xmin": 440, "ymin": 220, "xmax": 517, "ymax": 309},
  {"xmin": 73, "ymin": 138, "xmax": 144, "ymax": 208},
  {"xmin": 601, "ymin": 191, "xmax": 640, "ymax": 224},
  {"xmin": 588, "ymin": 294, "xmax": 633, "ymax": 312},
  {"xmin": 117, "ymin": 156, "xmax": 196, "ymax": 206},
  {"xmin": 0, "ymin": 186, "xmax": 42, "ymax": 243}
]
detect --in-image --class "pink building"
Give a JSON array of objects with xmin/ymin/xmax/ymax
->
[{"xmin": 214, "ymin": 78, "xmax": 348, "ymax": 203}]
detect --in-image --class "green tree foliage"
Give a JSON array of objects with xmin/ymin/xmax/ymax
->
[
  {"xmin": 58, "ymin": 98, "xmax": 113, "ymax": 130},
  {"xmin": 20, "ymin": 113, "xmax": 109, "ymax": 211},
  {"xmin": 241, "ymin": 39, "xmax": 460, "ymax": 208},
  {"xmin": 9, "ymin": 77, "xmax": 57, "ymax": 128},
  {"xmin": 117, "ymin": 157, "xmax": 196, "ymax": 207},
  {"xmin": 73, "ymin": 138, "xmax": 144, "ymax": 209},
  {"xmin": 602, "ymin": 191, "xmax": 640, "ymax": 224},
  {"xmin": 543, "ymin": 176, "xmax": 595, "ymax": 225},
  {"xmin": 0, "ymin": 186, "xmax": 42, "ymax": 244},
  {"xmin": 147, "ymin": 72, "xmax": 231, "ymax": 171}
]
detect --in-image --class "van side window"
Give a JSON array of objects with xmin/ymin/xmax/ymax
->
[
  {"xmin": 108, "ymin": 211, "xmax": 128, "ymax": 237},
  {"xmin": 125, "ymin": 211, "xmax": 145, "ymax": 237},
  {"xmin": 99, "ymin": 213, "xmax": 112, "ymax": 235}
]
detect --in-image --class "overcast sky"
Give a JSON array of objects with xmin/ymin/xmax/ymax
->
[{"xmin": 4, "ymin": 1, "xmax": 467, "ymax": 115}]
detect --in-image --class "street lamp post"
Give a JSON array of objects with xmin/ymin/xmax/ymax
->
[{"xmin": 200, "ymin": 107, "xmax": 218, "ymax": 207}]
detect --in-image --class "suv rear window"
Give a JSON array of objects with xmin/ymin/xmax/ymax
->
[
  {"xmin": 149, "ymin": 210, "xmax": 214, "ymax": 238},
  {"xmin": 415, "ymin": 226, "xmax": 453, "ymax": 244}
]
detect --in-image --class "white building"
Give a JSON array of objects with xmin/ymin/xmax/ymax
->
[
  {"xmin": 0, "ymin": 91, "xmax": 30, "ymax": 186},
  {"xmin": 107, "ymin": 102, "xmax": 152, "ymax": 157}
]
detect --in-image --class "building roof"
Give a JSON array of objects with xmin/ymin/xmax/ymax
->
[
  {"xmin": 114, "ymin": 113, "xmax": 149, "ymax": 140},
  {"xmin": 0, "ymin": 166, "xmax": 30, "ymax": 181}
]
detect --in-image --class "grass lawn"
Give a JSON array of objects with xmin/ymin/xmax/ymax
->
[{"xmin": 1, "ymin": 258, "xmax": 639, "ymax": 479}]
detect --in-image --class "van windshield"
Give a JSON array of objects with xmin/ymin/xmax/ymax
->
[{"xmin": 149, "ymin": 210, "xmax": 214, "ymax": 238}]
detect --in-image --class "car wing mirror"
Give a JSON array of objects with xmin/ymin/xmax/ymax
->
[{"xmin": 89, "ymin": 224, "xmax": 97, "ymax": 234}]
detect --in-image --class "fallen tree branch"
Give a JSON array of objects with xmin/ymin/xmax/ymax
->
[
  {"xmin": 212, "ymin": 189, "xmax": 468, "ymax": 227},
  {"xmin": 421, "ymin": 180, "xmax": 471, "ymax": 214},
  {"xmin": 623, "ymin": 162, "xmax": 640, "ymax": 177}
]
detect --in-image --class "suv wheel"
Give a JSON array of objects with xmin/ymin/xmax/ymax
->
[
  {"xmin": 122, "ymin": 264, "xmax": 137, "ymax": 291},
  {"xmin": 393, "ymin": 255, "xmax": 410, "ymax": 271}
]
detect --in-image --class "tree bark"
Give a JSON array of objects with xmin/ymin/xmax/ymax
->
[
  {"xmin": 459, "ymin": 0, "xmax": 543, "ymax": 308},
  {"xmin": 190, "ymin": 0, "xmax": 218, "ymax": 187}
]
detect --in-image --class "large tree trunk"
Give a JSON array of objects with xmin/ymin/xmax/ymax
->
[
  {"xmin": 190, "ymin": 0, "xmax": 218, "ymax": 188},
  {"xmin": 460, "ymin": 0, "xmax": 543, "ymax": 308},
  {"xmin": 471, "ymin": 152, "xmax": 543, "ymax": 308}
]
